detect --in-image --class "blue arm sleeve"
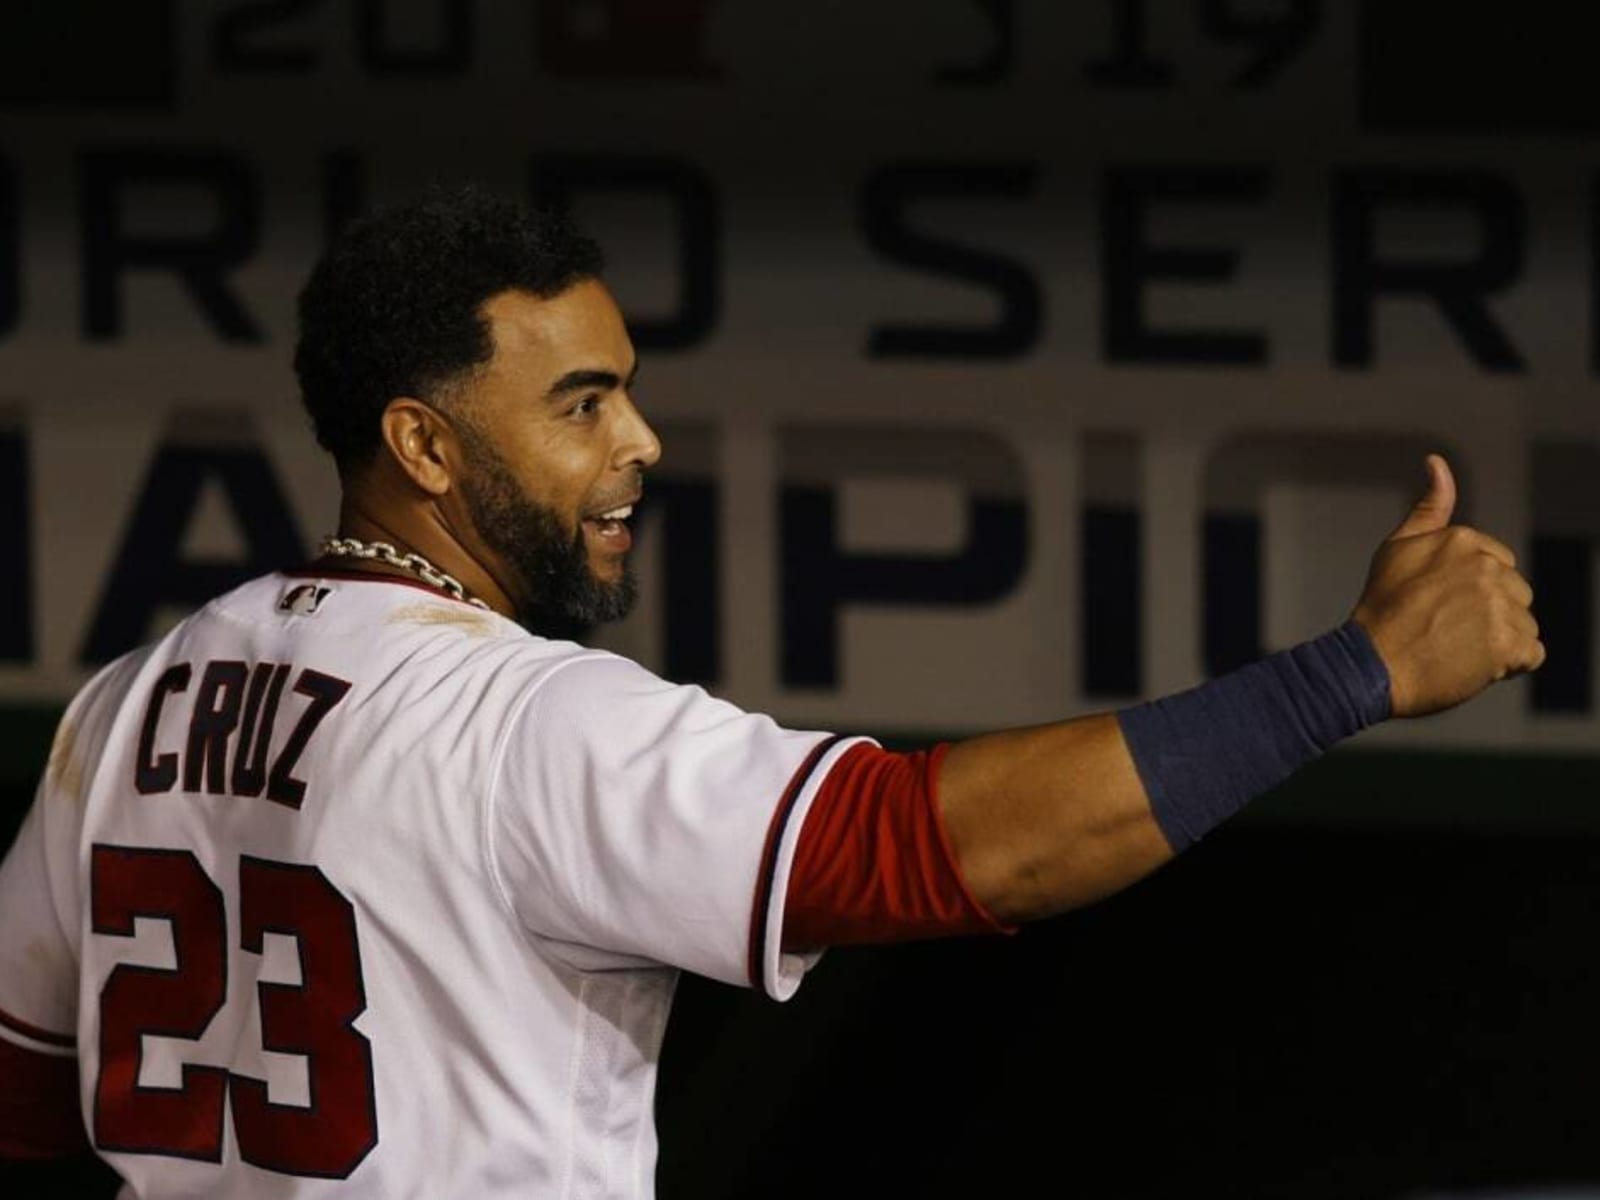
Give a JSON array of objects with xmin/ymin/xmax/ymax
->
[{"xmin": 1115, "ymin": 621, "xmax": 1392, "ymax": 852}]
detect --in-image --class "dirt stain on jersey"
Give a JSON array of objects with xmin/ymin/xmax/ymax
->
[
  {"xmin": 25, "ymin": 935, "xmax": 63, "ymax": 974},
  {"xmin": 388, "ymin": 604, "xmax": 497, "ymax": 638},
  {"xmin": 47, "ymin": 713, "xmax": 86, "ymax": 806}
]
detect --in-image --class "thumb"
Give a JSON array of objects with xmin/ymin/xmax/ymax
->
[{"xmin": 1387, "ymin": 453, "xmax": 1457, "ymax": 541}]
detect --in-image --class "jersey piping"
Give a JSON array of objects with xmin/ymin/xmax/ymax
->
[
  {"xmin": 0, "ymin": 1002, "xmax": 76, "ymax": 1053},
  {"xmin": 745, "ymin": 734, "xmax": 845, "ymax": 989}
]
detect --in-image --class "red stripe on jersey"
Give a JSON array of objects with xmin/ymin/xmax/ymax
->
[
  {"xmin": 0, "ymin": 1005, "xmax": 75, "ymax": 1051},
  {"xmin": 745, "ymin": 736, "xmax": 844, "ymax": 990},
  {"xmin": 781, "ymin": 742, "xmax": 1012, "ymax": 950},
  {"xmin": 0, "ymin": 1038, "xmax": 87, "ymax": 1159}
]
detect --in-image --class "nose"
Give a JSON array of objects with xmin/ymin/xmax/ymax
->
[{"xmin": 615, "ymin": 393, "xmax": 662, "ymax": 471}]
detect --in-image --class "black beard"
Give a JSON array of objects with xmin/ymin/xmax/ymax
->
[{"xmin": 458, "ymin": 428, "xmax": 638, "ymax": 638}]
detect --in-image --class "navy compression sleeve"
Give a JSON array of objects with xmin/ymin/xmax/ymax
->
[{"xmin": 1116, "ymin": 621, "xmax": 1392, "ymax": 852}]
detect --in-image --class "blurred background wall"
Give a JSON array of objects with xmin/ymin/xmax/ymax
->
[{"xmin": 2, "ymin": 2, "xmax": 1599, "ymax": 1197}]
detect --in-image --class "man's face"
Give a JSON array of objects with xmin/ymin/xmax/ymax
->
[{"xmin": 452, "ymin": 281, "xmax": 660, "ymax": 630}]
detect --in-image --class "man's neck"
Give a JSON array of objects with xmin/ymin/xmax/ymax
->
[{"xmin": 329, "ymin": 486, "xmax": 517, "ymax": 618}]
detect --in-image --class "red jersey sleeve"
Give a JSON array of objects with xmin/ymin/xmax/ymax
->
[
  {"xmin": 0, "ymin": 1035, "xmax": 86, "ymax": 1159},
  {"xmin": 781, "ymin": 742, "xmax": 1013, "ymax": 949}
]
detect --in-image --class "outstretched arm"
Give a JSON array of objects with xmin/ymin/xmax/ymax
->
[{"xmin": 933, "ymin": 454, "xmax": 1543, "ymax": 924}]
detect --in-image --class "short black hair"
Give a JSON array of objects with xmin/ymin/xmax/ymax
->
[{"xmin": 294, "ymin": 185, "xmax": 605, "ymax": 467}]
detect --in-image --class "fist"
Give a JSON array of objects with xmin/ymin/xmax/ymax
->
[{"xmin": 1351, "ymin": 455, "xmax": 1545, "ymax": 718}]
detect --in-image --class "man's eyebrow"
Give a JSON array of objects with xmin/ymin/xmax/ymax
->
[{"xmin": 544, "ymin": 362, "xmax": 640, "ymax": 399}]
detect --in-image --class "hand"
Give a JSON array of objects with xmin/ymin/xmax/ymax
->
[{"xmin": 1351, "ymin": 454, "xmax": 1545, "ymax": 718}]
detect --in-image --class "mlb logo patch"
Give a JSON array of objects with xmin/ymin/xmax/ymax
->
[{"xmin": 277, "ymin": 583, "xmax": 334, "ymax": 616}]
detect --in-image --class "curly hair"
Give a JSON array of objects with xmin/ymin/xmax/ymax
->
[{"xmin": 294, "ymin": 185, "xmax": 605, "ymax": 467}]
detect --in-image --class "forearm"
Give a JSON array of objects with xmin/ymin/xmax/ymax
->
[
  {"xmin": 939, "ymin": 714, "xmax": 1171, "ymax": 923},
  {"xmin": 938, "ymin": 622, "xmax": 1392, "ymax": 924}
]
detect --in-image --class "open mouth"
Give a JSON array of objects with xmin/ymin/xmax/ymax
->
[{"xmin": 583, "ymin": 503, "xmax": 635, "ymax": 551}]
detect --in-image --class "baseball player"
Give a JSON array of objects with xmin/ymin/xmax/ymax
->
[{"xmin": 0, "ymin": 188, "xmax": 1542, "ymax": 1197}]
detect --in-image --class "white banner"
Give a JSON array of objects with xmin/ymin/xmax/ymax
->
[{"xmin": 1, "ymin": 2, "xmax": 1595, "ymax": 750}]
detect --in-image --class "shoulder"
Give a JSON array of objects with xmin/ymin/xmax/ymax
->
[
  {"xmin": 508, "ymin": 649, "xmax": 825, "ymax": 765},
  {"xmin": 35, "ymin": 644, "xmax": 155, "ymax": 812},
  {"xmin": 66, "ymin": 643, "xmax": 159, "ymax": 728},
  {"xmin": 514, "ymin": 647, "xmax": 706, "ymax": 719}
]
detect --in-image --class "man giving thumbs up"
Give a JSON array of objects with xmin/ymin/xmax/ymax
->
[
  {"xmin": 873, "ymin": 453, "xmax": 1545, "ymax": 928},
  {"xmin": 0, "ymin": 184, "xmax": 1548, "ymax": 1188},
  {"xmin": 1354, "ymin": 454, "xmax": 1545, "ymax": 717}
]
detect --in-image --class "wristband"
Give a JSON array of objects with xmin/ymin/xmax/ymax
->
[{"xmin": 1116, "ymin": 620, "xmax": 1392, "ymax": 851}]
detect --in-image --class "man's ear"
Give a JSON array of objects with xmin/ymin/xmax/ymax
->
[{"xmin": 379, "ymin": 398, "xmax": 457, "ymax": 497}]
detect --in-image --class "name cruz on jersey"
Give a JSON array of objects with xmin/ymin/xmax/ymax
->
[{"xmin": 135, "ymin": 661, "xmax": 351, "ymax": 807}]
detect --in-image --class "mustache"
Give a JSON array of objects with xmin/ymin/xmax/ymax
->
[{"xmin": 583, "ymin": 475, "xmax": 646, "ymax": 520}]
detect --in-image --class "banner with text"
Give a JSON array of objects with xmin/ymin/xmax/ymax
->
[{"xmin": 1, "ymin": 1, "xmax": 1595, "ymax": 751}]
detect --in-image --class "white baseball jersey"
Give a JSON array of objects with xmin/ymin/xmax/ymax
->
[{"xmin": 0, "ymin": 571, "xmax": 863, "ymax": 1198}]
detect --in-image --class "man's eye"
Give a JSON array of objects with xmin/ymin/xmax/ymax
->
[{"xmin": 572, "ymin": 396, "xmax": 599, "ymax": 417}]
